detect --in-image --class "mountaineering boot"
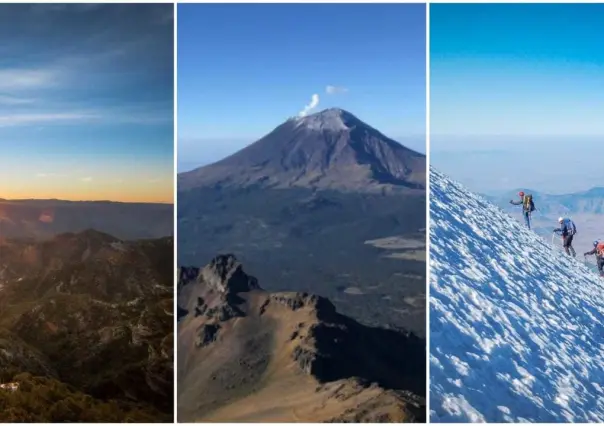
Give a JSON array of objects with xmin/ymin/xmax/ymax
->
[{"xmin": 570, "ymin": 246, "xmax": 576, "ymax": 257}]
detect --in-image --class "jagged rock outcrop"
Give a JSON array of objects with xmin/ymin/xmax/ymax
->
[
  {"xmin": 269, "ymin": 292, "xmax": 336, "ymax": 316},
  {"xmin": 177, "ymin": 254, "xmax": 426, "ymax": 422},
  {"xmin": 196, "ymin": 324, "xmax": 221, "ymax": 348}
]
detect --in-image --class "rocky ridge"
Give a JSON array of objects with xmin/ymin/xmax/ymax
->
[{"xmin": 177, "ymin": 254, "xmax": 425, "ymax": 422}]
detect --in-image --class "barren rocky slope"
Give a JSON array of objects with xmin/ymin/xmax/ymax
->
[{"xmin": 177, "ymin": 254, "xmax": 425, "ymax": 422}]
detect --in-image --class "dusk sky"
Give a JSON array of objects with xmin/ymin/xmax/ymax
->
[
  {"xmin": 431, "ymin": 4, "xmax": 604, "ymax": 193},
  {"xmin": 178, "ymin": 3, "xmax": 426, "ymax": 171},
  {"xmin": 0, "ymin": 4, "xmax": 174, "ymax": 203}
]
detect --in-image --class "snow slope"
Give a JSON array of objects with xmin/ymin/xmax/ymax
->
[{"xmin": 430, "ymin": 168, "xmax": 604, "ymax": 423}]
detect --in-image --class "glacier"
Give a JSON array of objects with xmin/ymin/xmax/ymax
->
[{"xmin": 430, "ymin": 168, "xmax": 604, "ymax": 423}]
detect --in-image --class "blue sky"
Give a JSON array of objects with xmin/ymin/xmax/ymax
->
[
  {"xmin": 178, "ymin": 3, "xmax": 426, "ymax": 171},
  {"xmin": 0, "ymin": 4, "xmax": 174, "ymax": 202},
  {"xmin": 431, "ymin": 4, "xmax": 604, "ymax": 193}
]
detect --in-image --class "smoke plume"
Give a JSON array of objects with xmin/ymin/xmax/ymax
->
[{"xmin": 298, "ymin": 94, "xmax": 319, "ymax": 117}]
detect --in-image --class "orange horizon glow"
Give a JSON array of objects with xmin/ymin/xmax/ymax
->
[
  {"xmin": 0, "ymin": 183, "xmax": 173, "ymax": 204},
  {"xmin": 0, "ymin": 196, "xmax": 173, "ymax": 204}
]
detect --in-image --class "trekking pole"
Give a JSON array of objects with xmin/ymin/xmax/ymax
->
[{"xmin": 551, "ymin": 232, "xmax": 555, "ymax": 249}]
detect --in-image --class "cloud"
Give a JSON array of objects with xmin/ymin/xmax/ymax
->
[
  {"xmin": 0, "ymin": 113, "xmax": 99, "ymax": 127},
  {"xmin": 0, "ymin": 5, "xmax": 173, "ymax": 134},
  {"xmin": 0, "ymin": 109, "xmax": 169, "ymax": 128},
  {"xmin": 107, "ymin": 109, "xmax": 173, "ymax": 125},
  {"xmin": 81, "ymin": 177, "xmax": 93, "ymax": 182},
  {"xmin": 0, "ymin": 95, "xmax": 35, "ymax": 105},
  {"xmin": 36, "ymin": 172, "xmax": 67, "ymax": 178},
  {"xmin": 0, "ymin": 69, "xmax": 58, "ymax": 90},
  {"xmin": 326, "ymin": 85, "xmax": 348, "ymax": 95},
  {"xmin": 298, "ymin": 94, "xmax": 320, "ymax": 117}
]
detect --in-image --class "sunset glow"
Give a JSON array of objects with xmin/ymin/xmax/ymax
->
[{"xmin": 0, "ymin": 4, "xmax": 173, "ymax": 204}]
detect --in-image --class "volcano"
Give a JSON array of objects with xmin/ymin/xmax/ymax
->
[{"xmin": 179, "ymin": 108, "xmax": 425, "ymax": 193}]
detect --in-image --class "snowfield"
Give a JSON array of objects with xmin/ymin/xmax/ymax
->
[{"xmin": 430, "ymin": 168, "xmax": 604, "ymax": 423}]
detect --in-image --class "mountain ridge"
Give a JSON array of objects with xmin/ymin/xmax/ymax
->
[
  {"xmin": 177, "ymin": 254, "xmax": 425, "ymax": 422},
  {"xmin": 486, "ymin": 187, "xmax": 604, "ymax": 215},
  {"xmin": 0, "ymin": 229, "xmax": 174, "ymax": 421}
]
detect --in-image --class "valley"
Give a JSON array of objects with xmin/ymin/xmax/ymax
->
[
  {"xmin": 178, "ymin": 186, "xmax": 426, "ymax": 335},
  {"xmin": 0, "ymin": 230, "xmax": 174, "ymax": 422},
  {"xmin": 0, "ymin": 199, "xmax": 173, "ymax": 241}
]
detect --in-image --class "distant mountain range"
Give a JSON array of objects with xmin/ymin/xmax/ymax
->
[
  {"xmin": 485, "ymin": 187, "xmax": 604, "ymax": 216},
  {"xmin": 0, "ymin": 230, "xmax": 173, "ymax": 421},
  {"xmin": 0, "ymin": 199, "xmax": 173, "ymax": 240},
  {"xmin": 177, "ymin": 254, "xmax": 425, "ymax": 422},
  {"xmin": 177, "ymin": 108, "xmax": 426, "ymax": 335}
]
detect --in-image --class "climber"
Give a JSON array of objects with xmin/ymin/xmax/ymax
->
[
  {"xmin": 553, "ymin": 217, "xmax": 577, "ymax": 257},
  {"xmin": 509, "ymin": 191, "xmax": 535, "ymax": 229},
  {"xmin": 584, "ymin": 240, "xmax": 604, "ymax": 277}
]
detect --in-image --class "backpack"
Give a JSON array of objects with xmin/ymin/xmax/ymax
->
[
  {"xmin": 597, "ymin": 242, "xmax": 604, "ymax": 257},
  {"xmin": 523, "ymin": 194, "xmax": 535, "ymax": 212},
  {"xmin": 565, "ymin": 219, "xmax": 577, "ymax": 235}
]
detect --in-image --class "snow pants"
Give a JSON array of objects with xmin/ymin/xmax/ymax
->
[
  {"xmin": 563, "ymin": 234, "xmax": 576, "ymax": 257},
  {"xmin": 523, "ymin": 211, "xmax": 531, "ymax": 229}
]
